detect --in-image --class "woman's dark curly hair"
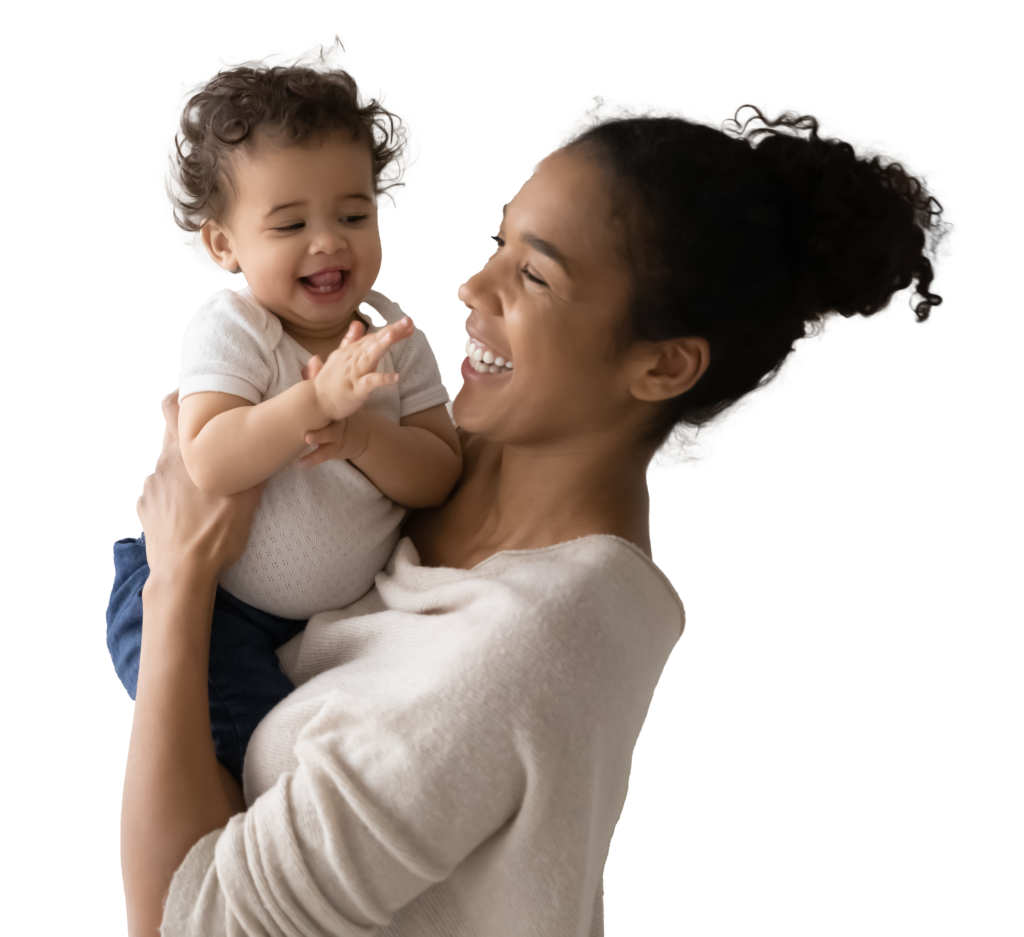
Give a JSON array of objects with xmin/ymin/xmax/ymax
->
[
  {"xmin": 169, "ymin": 60, "xmax": 404, "ymax": 231},
  {"xmin": 568, "ymin": 108, "xmax": 945, "ymax": 444}
]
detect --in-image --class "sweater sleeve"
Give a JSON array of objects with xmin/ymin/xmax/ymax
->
[
  {"xmin": 160, "ymin": 538, "xmax": 683, "ymax": 937},
  {"xmin": 179, "ymin": 289, "xmax": 282, "ymax": 404}
]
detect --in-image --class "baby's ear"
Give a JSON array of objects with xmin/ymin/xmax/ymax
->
[{"xmin": 200, "ymin": 221, "xmax": 240, "ymax": 273}]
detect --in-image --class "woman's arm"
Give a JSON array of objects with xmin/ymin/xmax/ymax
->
[{"xmin": 121, "ymin": 393, "xmax": 261, "ymax": 937}]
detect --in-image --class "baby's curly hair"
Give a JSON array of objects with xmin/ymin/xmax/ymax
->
[
  {"xmin": 169, "ymin": 58, "xmax": 404, "ymax": 231},
  {"xmin": 569, "ymin": 108, "xmax": 946, "ymax": 442}
]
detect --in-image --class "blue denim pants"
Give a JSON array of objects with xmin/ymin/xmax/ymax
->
[{"xmin": 106, "ymin": 536, "xmax": 307, "ymax": 785}]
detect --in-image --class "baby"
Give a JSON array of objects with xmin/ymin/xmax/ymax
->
[{"xmin": 106, "ymin": 61, "xmax": 461, "ymax": 785}]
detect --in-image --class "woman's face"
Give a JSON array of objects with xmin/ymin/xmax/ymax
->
[{"xmin": 453, "ymin": 148, "xmax": 640, "ymax": 444}]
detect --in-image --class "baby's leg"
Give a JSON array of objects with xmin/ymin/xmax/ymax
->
[
  {"xmin": 105, "ymin": 536, "xmax": 306, "ymax": 786},
  {"xmin": 106, "ymin": 536, "xmax": 149, "ymax": 698},
  {"xmin": 206, "ymin": 590, "xmax": 307, "ymax": 785}
]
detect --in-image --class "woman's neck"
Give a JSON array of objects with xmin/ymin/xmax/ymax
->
[
  {"xmin": 406, "ymin": 430, "xmax": 653, "ymax": 570},
  {"xmin": 487, "ymin": 439, "xmax": 652, "ymax": 550}
]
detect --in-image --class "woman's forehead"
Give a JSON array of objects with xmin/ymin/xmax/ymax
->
[{"xmin": 505, "ymin": 149, "xmax": 623, "ymax": 270}]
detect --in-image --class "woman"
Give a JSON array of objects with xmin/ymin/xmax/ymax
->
[{"xmin": 122, "ymin": 110, "xmax": 942, "ymax": 936}]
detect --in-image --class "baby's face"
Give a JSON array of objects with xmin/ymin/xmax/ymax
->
[{"xmin": 203, "ymin": 131, "xmax": 382, "ymax": 344}]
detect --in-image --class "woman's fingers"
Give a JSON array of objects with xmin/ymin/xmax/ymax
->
[{"xmin": 161, "ymin": 391, "xmax": 181, "ymax": 441}]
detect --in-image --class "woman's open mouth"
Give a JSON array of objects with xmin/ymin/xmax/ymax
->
[{"xmin": 462, "ymin": 337, "xmax": 512, "ymax": 380}]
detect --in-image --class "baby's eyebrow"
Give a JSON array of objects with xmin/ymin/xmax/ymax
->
[
  {"xmin": 499, "ymin": 202, "xmax": 573, "ymax": 278},
  {"xmin": 264, "ymin": 192, "xmax": 376, "ymax": 220}
]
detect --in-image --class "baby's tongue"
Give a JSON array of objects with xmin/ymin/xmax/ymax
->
[{"xmin": 305, "ymin": 270, "xmax": 343, "ymax": 290}]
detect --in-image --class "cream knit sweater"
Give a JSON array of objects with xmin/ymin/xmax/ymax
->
[{"xmin": 162, "ymin": 535, "xmax": 684, "ymax": 937}]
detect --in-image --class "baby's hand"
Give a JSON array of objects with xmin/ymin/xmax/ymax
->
[
  {"xmin": 298, "ymin": 411, "xmax": 371, "ymax": 468},
  {"xmin": 310, "ymin": 316, "xmax": 414, "ymax": 423}
]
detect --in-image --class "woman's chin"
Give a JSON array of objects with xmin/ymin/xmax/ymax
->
[{"xmin": 451, "ymin": 389, "xmax": 479, "ymax": 433}]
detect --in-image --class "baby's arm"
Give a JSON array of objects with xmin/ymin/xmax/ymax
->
[
  {"xmin": 294, "ymin": 322, "xmax": 461, "ymax": 508},
  {"xmin": 178, "ymin": 319, "xmax": 413, "ymax": 495},
  {"xmin": 178, "ymin": 384, "xmax": 327, "ymax": 494},
  {"xmin": 367, "ymin": 406, "xmax": 462, "ymax": 507}
]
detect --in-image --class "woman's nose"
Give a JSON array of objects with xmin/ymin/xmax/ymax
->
[{"xmin": 458, "ymin": 267, "xmax": 493, "ymax": 311}]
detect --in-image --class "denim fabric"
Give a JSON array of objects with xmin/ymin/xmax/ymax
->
[{"xmin": 106, "ymin": 536, "xmax": 307, "ymax": 785}]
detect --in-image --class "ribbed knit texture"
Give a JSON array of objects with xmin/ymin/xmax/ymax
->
[
  {"xmin": 162, "ymin": 536, "xmax": 684, "ymax": 937},
  {"xmin": 179, "ymin": 289, "xmax": 449, "ymax": 618}
]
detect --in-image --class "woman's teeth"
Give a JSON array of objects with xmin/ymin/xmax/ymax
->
[{"xmin": 465, "ymin": 338, "xmax": 514, "ymax": 374}]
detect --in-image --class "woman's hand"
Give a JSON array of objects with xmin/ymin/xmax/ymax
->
[{"xmin": 139, "ymin": 392, "xmax": 263, "ymax": 585}]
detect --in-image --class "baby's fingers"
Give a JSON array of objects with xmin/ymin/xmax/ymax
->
[
  {"xmin": 341, "ymin": 319, "xmax": 367, "ymax": 348},
  {"xmin": 304, "ymin": 422, "xmax": 345, "ymax": 446},
  {"xmin": 355, "ymin": 317, "xmax": 414, "ymax": 369},
  {"xmin": 297, "ymin": 444, "xmax": 337, "ymax": 469},
  {"xmin": 364, "ymin": 321, "xmax": 411, "ymax": 354},
  {"xmin": 356, "ymin": 371, "xmax": 401, "ymax": 397}
]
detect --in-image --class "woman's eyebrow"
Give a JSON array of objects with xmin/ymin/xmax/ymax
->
[{"xmin": 499, "ymin": 203, "xmax": 573, "ymax": 276}]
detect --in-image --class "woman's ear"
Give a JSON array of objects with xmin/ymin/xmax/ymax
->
[
  {"xmin": 200, "ymin": 221, "xmax": 242, "ymax": 274},
  {"xmin": 629, "ymin": 336, "xmax": 710, "ymax": 402}
]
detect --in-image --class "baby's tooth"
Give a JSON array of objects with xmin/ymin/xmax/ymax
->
[{"xmin": 482, "ymin": 350, "xmax": 495, "ymax": 365}]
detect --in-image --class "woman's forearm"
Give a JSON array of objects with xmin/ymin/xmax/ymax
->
[
  {"xmin": 121, "ymin": 568, "xmax": 244, "ymax": 937},
  {"xmin": 180, "ymin": 383, "xmax": 331, "ymax": 495}
]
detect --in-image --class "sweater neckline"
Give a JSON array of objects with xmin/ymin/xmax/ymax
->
[{"xmin": 396, "ymin": 533, "xmax": 685, "ymax": 624}]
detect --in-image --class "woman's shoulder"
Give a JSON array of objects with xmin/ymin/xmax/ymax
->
[
  {"xmin": 385, "ymin": 534, "xmax": 684, "ymax": 653},
  {"xmin": 477, "ymin": 535, "xmax": 681, "ymax": 611}
]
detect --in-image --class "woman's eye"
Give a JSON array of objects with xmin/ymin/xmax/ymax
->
[{"xmin": 487, "ymin": 234, "xmax": 544, "ymax": 286}]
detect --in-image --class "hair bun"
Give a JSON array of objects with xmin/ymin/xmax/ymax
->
[
  {"xmin": 568, "ymin": 110, "xmax": 945, "ymax": 440},
  {"xmin": 753, "ymin": 130, "xmax": 929, "ymax": 323}
]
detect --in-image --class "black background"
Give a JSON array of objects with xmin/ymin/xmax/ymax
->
[{"xmin": 90, "ymin": 25, "xmax": 966, "ymax": 933}]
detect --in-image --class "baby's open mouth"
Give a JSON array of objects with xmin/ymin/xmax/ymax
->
[{"xmin": 301, "ymin": 269, "xmax": 347, "ymax": 293}]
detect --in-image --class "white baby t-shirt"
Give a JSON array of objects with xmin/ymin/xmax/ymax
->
[{"xmin": 178, "ymin": 288, "xmax": 450, "ymax": 618}]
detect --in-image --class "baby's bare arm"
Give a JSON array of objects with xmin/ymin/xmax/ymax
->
[
  {"xmin": 178, "ymin": 384, "xmax": 331, "ymax": 494},
  {"xmin": 179, "ymin": 318, "xmax": 414, "ymax": 495},
  {"xmin": 301, "ymin": 404, "xmax": 462, "ymax": 508}
]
